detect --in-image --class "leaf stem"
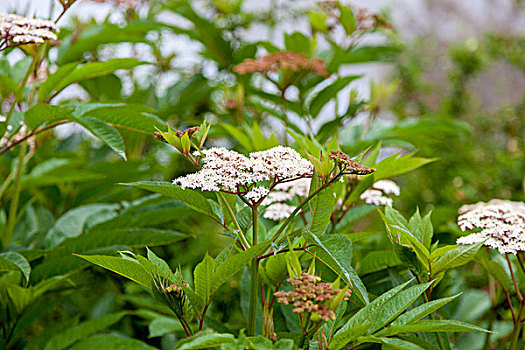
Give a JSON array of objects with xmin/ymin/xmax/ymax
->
[{"xmin": 506, "ymin": 254, "xmax": 523, "ymax": 301}]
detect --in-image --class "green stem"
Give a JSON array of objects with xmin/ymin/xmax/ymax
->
[
  {"xmin": 218, "ymin": 192, "xmax": 251, "ymax": 249},
  {"xmin": 3, "ymin": 141, "xmax": 27, "ymax": 248},
  {"xmin": 510, "ymin": 300, "xmax": 525, "ymax": 350},
  {"xmin": 247, "ymin": 204, "xmax": 259, "ymax": 336}
]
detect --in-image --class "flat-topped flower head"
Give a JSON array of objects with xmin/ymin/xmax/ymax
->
[
  {"xmin": 173, "ymin": 146, "xmax": 313, "ymax": 204},
  {"xmin": 360, "ymin": 180, "xmax": 400, "ymax": 207},
  {"xmin": 0, "ymin": 13, "xmax": 58, "ymax": 49},
  {"xmin": 456, "ymin": 199, "xmax": 525, "ymax": 254},
  {"xmin": 234, "ymin": 51, "xmax": 329, "ymax": 77}
]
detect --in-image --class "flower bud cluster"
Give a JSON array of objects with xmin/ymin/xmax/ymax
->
[
  {"xmin": 329, "ymin": 150, "xmax": 375, "ymax": 175},
  {"xmin": 234, "ymin": 51, "xmax": 329, "ymax": 77},
  {"xmin": 360, "ymin": 180, "xmax": 400, "ymax": 207},
  {"xmin": 274, "ymin": 273, "xmax": 351, "ymax": 322},
  {"xmin": 0, "ymin": 13, "xmax": 58, "ymax": 49},
  {"xmin": 456, "ymin": 199, "xmax": 525, "ymax": 254}
]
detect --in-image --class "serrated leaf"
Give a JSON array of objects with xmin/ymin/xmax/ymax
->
[
  {"xmin": 211, "ymin": 241, "xmax": 272, "ymax": 295},
  {"xmin": 38, "ymin": 62, "xmax": 79, "ymax": 102},
  {"xmin": 75, "ymin": 254, "xmax": 151, "ymax": 288},
  {"xmin": 328, "ymin": 323, "xmax": 371, "ymax": 350},
  {"xmin": 307, "ymin": 233, "xmax": 368, "ymax": 305},
  {"xmin": 24, "ymin": 104, "xmax": 74, "ymax": 130},
  {"xmin": 194, "ymin": 253, "xmax": 216, "ymax": 304},
  {"xmin": 373, "ymin": 152, "xmax": 436, "ymax": 181},
  {"xmin": 146, "ymin": 247, "xmax": 177, "ymax": 283},
  {"xmin": 358, "ymin": 250, "xmax": 401, "ymax": 275},
  {"xmin": 79, "ymin": 103, "xmax": 164, "ymax": 134},
  {"xmin": 53, "ymin": 58, "xmax": 149, "ymax": 96},
  {"xmin": 369, "ymin": 281, "xmax": 433, "ymax": 333},
  {"xmin": 391, "ymin": 294, "xmax": 460, "ymax": 326},
  {"xmin": 336, "ymin": 279, "xmax": 413, "ymax": 335},
  {"xmin": 376, "ymin": 319, "xmax": 489, "ymax": 337},
  {"xmin": 73, "ymin": 116, "xmax": 127, "ymax": 160},
  {"xmin": 44, "ymin": 312, "xmax": 127, "ymax": 350},
  {"xmin": 309, "ymin": 186, "xmax": 336, "ymax": 236},
  {"xmin": 432, "ymin": 242, "xmax": 483, "ymax": 276}
]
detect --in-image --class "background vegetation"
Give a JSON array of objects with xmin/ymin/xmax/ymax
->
[{"xmin": 0, "ymin": 0, "xmax": 524, "ymax": 349}]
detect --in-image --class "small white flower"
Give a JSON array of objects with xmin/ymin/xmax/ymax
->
[
  {"xmin": 0, "ymin": 13, "xmax": 59, "ymax": 49},
  {"xmin": 456, "ymin": 199, "xmax": 525, "ymax": 254},
  {"xmin": 173, "ymin": 146, "xmax": 313, "ymax": 201},
  {"xmin": 359, "ymin": 180, "xmax": 400, "ymax": 207},
  {"xmin": 246, "ymin": 186, "xmax": 270, "ymax": 202},
  {"xmin": 263, "ymin": 203, "xmax": 296, "ymax": 221}
]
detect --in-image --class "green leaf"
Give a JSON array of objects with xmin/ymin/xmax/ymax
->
[
  {"xmin": 78, "ymin": 103, "xmax": 164, "ymax": 134},
  {"xmin": 69, "ymin": 334, "xmax": 156, "ymax": 350},
  {"xmin": 338, "ymin": 4, "xmax": 356, "ymax": 35},
  {"xmin": 38, "ymin": 62, "xmax": 79, "ymax": 102},
  {"xmin": 480, "ymin": 255, "xmax": 511, "ymax": 291},
  {"xmin": 284, "ymin": 32, "xmax": 310, "ymax": 54},
  {"xmin": 309, "ymin": 185, "xmax": 336, "ymax": 236},
  {"xmin": 328, "ymin": 323, "xmax": 371, "ymax": 350},
  {"xmin": 146, "ymin": 247, "xmax": 177, "ymax": 283},
  {"xmin": 380, "ymin": 337, "xmax": 425, "ymax": 350},
  {"xmin": 358, "ymin": 251, "xmax": 401, "ymax": 275},
  {"xmin": 373, "ymin": 152, "xmax": 436, "ymax": 181},
  {"xmin": 73, "ymin": 116, "xmax": 127, "ymax": 160},
  {"xmin": 336, "ymin": 279, "xmax": 413, "ymax": 335},
  {"xmin": 369, "ymin": 281, "xmax": 433, "ymax": 333},
  {"xmin": 391, "ymin": 294, "xmax": 460, "ymax": 326},
  {"xmin": 376, "ymin": 319, "xmax": 489, "ymax": 337},
  {"xmin": 148, "ymin": 316, "xmax": 182, "ymax": 337},
  {"xmin": 24, "ymin": 104, "xmax": 74, "ymax": 130},
  {"xmin": 122, "ymin": 182, "xmax": 220, "ymax": 223},
  {"xmin": 0, "ymin": 252, "xmax": 31, "ymax": 282},
  {"xmin": 211, "ymin": 241, "xmax": 272, "ymax": 295},
  {"xmin": 44, "ymin": 312, "xmax": 127, "ymax": 350},
  {"xmin": 335, "ymin": 205, "xmax": 377, "ymax": 230},
  {"xmin": 309, "ymin": 75, "xmax": 360, "ymax": 118},
  {"xmin": 52, "ymin": 58, "xmax": 149, "ymax": 97},
  {"xmin": 75, "ymin": 254, "xmax": 152, "ymax": 289},
  {"xmin": 175, "ymin": 332, "xmax": 235, "ymax": 349},
  {"xmin": 194, "ymin": 253, "xmax": 216, "ymax": 304},
  {"xmin": 432, "ymin": 242, "xmax": 484, "ymax": 276},
  {"xmin": 308, "ymin": 233, "xmax": 369, "ymax": 305},
  {"xmin": 44, "ymin": 204, "xmax": 118, "ymax": 249}
]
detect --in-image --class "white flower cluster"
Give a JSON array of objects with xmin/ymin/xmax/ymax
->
[
  {"xmin": 173, "ymin": 146, "xmax": 313, "ymax": 203},
  {"xmin": 457, "ymin": 199, "xmax": 525, "ymax": 254},
  {"xmin": 261, "ymin": 178, "xmax": 311, "ymax": 220},
  {"xmin": 359, "ymin": 180, "xmax": 400, "ymax": 207},
  {"xmin": 0, "ymin": 13, "xmax": 58, "ymax": 46}
]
